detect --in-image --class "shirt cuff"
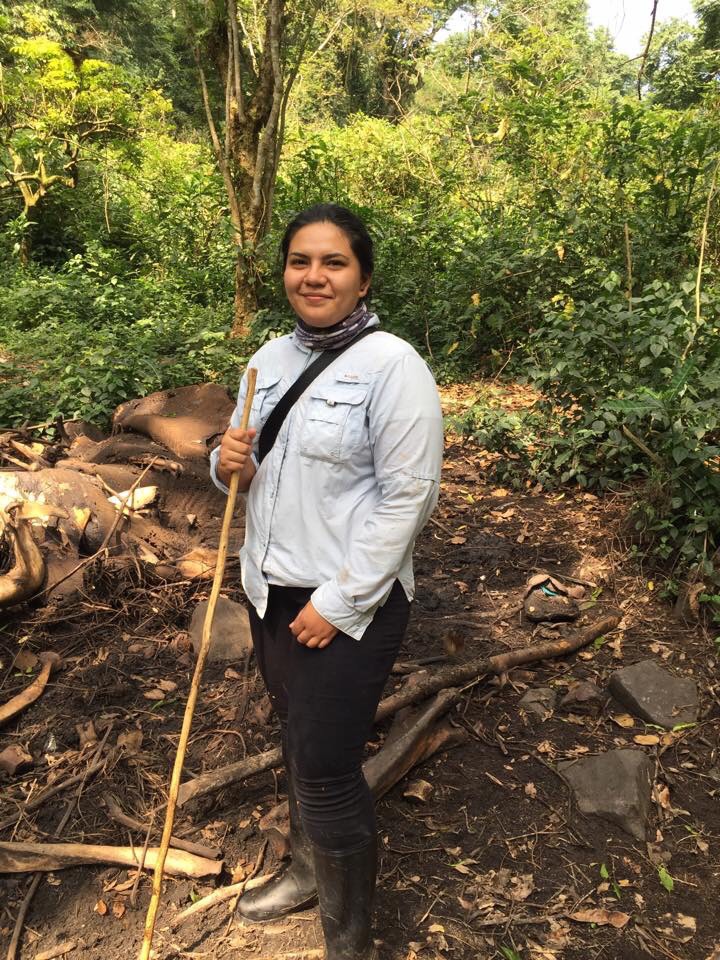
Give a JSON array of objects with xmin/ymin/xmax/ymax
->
[
  {"xmin": 209, "ymin": 447, "xmax": 230, "ymax": 495},
  {"xmin": 311, "ymin": 580, "xmax": 374, "ymax": 641}
]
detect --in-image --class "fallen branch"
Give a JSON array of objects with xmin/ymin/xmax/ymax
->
[
  {"xmin": 35, "ymin": 942, "xmax": 77, "ymax": 960},
  {"xmin": 103, "ymin": 794, "xmax": 221, "ymax": 860},
  {"xmin": 0, "ymin": 841, "xmax": 222, "ymax": 878},
  {"xmin": 177, "ymin": 745, "xmax": 282, "ymax": 807},
  {"xmin": 374, "ymin": 614, "xmax": 620, "ymax": 722},
  {"xmin": 0, "ymin": 652, "xmax": 62, "ymax": 727},
  {"xmin": 176, "ymin": 615, "xmax": 619, "ymax": 805}
]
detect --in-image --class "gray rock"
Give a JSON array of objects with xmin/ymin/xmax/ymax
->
[
  {"xmin": 189, "ymin": 596, "xmax": 253, "ymax": 663},
  {"xmin": 524, "ymin": 591, "xmax": 579, "ymax": 623},
  {"xmin": 519, "ymin": 686, "xmax": 557, "ymax": 719},
  {"xmin": 559, "ymin": 679, "xmax": 605, "ymax": 713},
  {"xmin": 558, "ymin": 749, "xmax": 654, "ymax": 840},
  {"xmin": 609, "ymin": 659, "xmax": 698, "ymax": 730}
]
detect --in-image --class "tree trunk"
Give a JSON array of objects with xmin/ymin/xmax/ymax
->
[{"xmin": 232, "ymin": 249, "xmax": 258, "ymax": 337}]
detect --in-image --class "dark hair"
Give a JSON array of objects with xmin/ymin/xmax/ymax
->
[{"xmin": 280, "ymin": 203, "xmax": 374, "ymax": 281}]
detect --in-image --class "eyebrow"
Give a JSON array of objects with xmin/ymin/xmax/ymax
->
[{"xmin": 288, "ymin": 251, "xmax": 349, "ymax": 260}]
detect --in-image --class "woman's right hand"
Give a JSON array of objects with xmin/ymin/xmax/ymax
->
[{"xmin": 217, "ymin": 427, "xmax": 257, "ymax": 490}]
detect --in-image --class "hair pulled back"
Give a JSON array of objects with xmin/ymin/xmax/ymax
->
[{"xmin": 280, "ymin": 203, "xmax": 374, "ymax": 281}]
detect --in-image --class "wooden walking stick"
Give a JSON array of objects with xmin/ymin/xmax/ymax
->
[{"xmin": 138, "ymin": 367, "xmax": 257, "ymax": 960}]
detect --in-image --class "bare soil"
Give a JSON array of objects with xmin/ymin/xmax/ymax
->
[{"xmin": 1, "ymin": 382, "xmax": 718, "ymax": 960}]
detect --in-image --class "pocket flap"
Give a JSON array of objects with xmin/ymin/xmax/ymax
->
[
  {"xmin": 309, "ymin": 383, "xmax": 368, "ymax": 406},
  {"xmin": 254, "ymin": 371, "xmax": 283, "ymax": 391}
]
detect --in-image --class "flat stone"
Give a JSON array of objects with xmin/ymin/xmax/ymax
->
[
  {"xmin": 609, "ymin": 660, "xmax": 698, "ymax": 730},
  {"xmin": 559, "ymin": 680, "xmax": 605, "ymax": 713},
  {"xmin": 524, "ymin": 591, "xmax": 579, "ymax": 623},
  {"xmin": 558, "ymin": 749, "xmax": 653, "ymax": 840},
  {"xmin": 189, "ymin": 596, "xmax": 253, "ymax": 663},
  {"xmin": 519, "ymin": 686, "xmax": 556, "ymax": 719}
]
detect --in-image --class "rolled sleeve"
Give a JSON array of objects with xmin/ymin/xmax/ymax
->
[{"xmin": 209, "ymin": 366, "xmax": 261, "ymax": 496}]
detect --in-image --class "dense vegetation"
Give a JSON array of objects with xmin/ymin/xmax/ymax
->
[{"xmin": 1, "ymin": 1, "xmax": 719, "ymax": 608}]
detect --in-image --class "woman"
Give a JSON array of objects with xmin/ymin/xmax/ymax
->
[{"xmin": 211, "ymin": 203, "xmax": 443, "ymax": 959}]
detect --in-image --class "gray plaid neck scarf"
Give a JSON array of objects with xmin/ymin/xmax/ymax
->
[{"xmin": 294, "ymin": 301, "xmax": 373, "ymax": 351}]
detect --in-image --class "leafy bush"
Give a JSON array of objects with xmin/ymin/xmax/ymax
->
[
  {"xmin": 451, "ymin": 271, "xmax": 720, "ymax": 606},
  {"xmin": 0, "ymin": 258, "xmax": 246, "ymax": 428}
]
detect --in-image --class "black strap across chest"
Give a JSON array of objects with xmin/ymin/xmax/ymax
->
[{"xmin": 257, "ymin": 327, "xmax": 377, "ymax": 464}]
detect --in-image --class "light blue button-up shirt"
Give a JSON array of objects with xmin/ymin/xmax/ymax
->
[{"xmin": 210, "ymin": 319, "xmax": 444, "ymax": 640}]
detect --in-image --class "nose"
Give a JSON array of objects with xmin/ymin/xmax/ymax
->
[{"xmin": 305, "ymin": 260, "xmax": 327, "ymax": 286}]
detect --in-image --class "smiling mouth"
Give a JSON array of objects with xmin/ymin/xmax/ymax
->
[{"xmin": 301, "ymin": 293, "xmax": 332, "ymax": 302}]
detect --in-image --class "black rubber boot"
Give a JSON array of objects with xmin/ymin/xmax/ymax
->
[
  {"xmin": 313, "ymin": 839, "xmax": 377, "ymax": 960},
  {"xmin": 238, "ymin": 776, "xmax": 317, "ymax": 921}
]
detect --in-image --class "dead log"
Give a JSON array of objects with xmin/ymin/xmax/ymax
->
[
  {"xmin": 177, "ymin": 746, "xmax": 282, "ymax": 807},
  {"xmin": 176, "ymin": 616, "xmax": 619, "ymax": 805},
  {"xmin": 0, "ymin": 652, "xmax": 62, "ymax": 727},
  {"xmin": 375, "ymin": 614, "xmax": 620, "ymax": 722},
  {"xmin": 102, "ymin": 794, "xmax": 221, "ymax": 860},
  {"xmin": 0, "ymin": 841, "xmax": 222, "ymax": 878}
]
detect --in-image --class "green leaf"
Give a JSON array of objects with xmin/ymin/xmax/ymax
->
[
  {"xmin": 599, "ymin": 863, "xmax": 610, "ymax": 880},
  {"xmin": 658, "ymin": 866, "xmax": 674, "ymax": 892}
]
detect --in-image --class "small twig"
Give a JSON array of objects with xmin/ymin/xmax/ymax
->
[
  {"xmin": 170, "ymin": 840, "xmax": 268, "ymax": 929},
  {"xmin": 129, "ymin": 810, "xmax": 155, "ymax": 910},
  {"xmin": 224, "ymin": 838, "xmax": 268, "ymax": 934},
  {"xmin": 621, "ymin": 424, "xmax": 663, "ymax": 467},
  {"xmin": 637, "ymin": 0, "xmax": 659, "ymax": 100},
  {"xmin": 624, "ymin": 222, "xmax": 633, "ymax": 311}
]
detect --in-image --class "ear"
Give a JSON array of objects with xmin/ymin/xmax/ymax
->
[{"xmin": 359, "ymin": 274, "xmax": 371, "ymax": 298}]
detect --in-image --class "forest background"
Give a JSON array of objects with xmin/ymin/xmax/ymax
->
[{"xmin": 1, "ymin": 0, "xmax": 719, "ymax": 617}]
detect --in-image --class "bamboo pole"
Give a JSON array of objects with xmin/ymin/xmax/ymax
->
[{"xmin": 139, "ymin": 368, "xmax": 257, "ymax": 960}]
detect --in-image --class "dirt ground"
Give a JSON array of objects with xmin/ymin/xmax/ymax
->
[{"xmin": 1, "ymin": 383, "xmax": 719, "ymax": 960}]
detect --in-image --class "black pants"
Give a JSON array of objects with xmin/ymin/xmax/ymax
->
[{"xmin": 248, "ymin": 580, "xmax": 410, "ymax": 853}]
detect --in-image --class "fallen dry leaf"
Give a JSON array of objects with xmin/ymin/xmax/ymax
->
[
  {"xmin": 94, "ymin": 899, "xmax": 108, "ymax": 916},
  {"xmin": 571, "ymin": 908, "xmax": 630, "ymax": 928},
  {"xmin": 657, "ymin": 912, "xmax": 696, "ymax": 943},
  {"xmin": 611, "ymin": 714, "xmax": 635, "ymax": 729},
  {"xmin": 157, "ymin": 679, "xmax": 177, "ymax": 692},
  {"xmin": 0, "ymin": 745, "xmax": 32, "ymax": 776},
  {"xmin": 14, "ymin": 649, "xmax": 39, "ymax": 671},
  {"xmin": 403, "ymin": 779, "xmax": 434, "ymax": 803},
  {"xmin": 117, "ymin": 729, "xmax": 143, "ymax": 754},
  {"xmin": 143, "ymin": 689, "xmax": 165, "ymax": 701},
  {"xmin": 111, "ymin": 900, "xmax": 126, "ymax": 919},
  {"xmin": 75, "ymin": 720, "xmax": 98, "ymax": 747},
  {"xmin": 634, "ymin": 734, "xmax": 660, "ymax": 746},
  {"xmin": 524, "ymin": 782, "xmax": 537, "ymax": 799}
]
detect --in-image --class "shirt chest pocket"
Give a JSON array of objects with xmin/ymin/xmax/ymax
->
[
  {"xmin": 250, "ymin": 372, "xmax": 283, "ymax": 430},
  {"xmin": 300, "ymin": 378, "xmax": 370, "ymax": 463}
]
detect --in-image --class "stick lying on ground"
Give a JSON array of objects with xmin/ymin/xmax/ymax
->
[
  {"xmin": 0, "ymin": 841, "xmax": 222, "ymax": 878},
  {"xmin": 0, "ymin": 652, "xmax": 62, "ymax": 727},
  {"xmin": 103, "ymin": 794, "xmax": 221, "ymax": 860},
  {"xmin": 177, "ymin": 614, "xmax": 621, "ymax": 805}
]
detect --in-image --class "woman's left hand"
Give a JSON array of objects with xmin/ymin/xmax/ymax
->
[{"xmin": 289, "ymin": 602, "xmax": 339, "ymax": 649}]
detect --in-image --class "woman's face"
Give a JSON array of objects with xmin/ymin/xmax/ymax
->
[{"xmin": 284, "ymin": 221, "xmax": 370, "ymax": 328}]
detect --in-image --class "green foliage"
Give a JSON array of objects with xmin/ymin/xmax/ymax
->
[{"xmin": 0, "ymin": 257, "xmax": 244, "ymax": 428}]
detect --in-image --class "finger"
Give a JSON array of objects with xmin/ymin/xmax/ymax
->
[
  {"xmin": 316, "ymin": 636, "xmax": 333, "ymax": 649},
  {"xmin": 304, "ymin": 635, "xmax": 322, "ymax": 648}
]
